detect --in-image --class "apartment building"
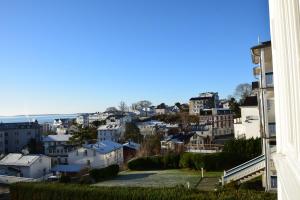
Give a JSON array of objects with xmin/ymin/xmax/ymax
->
[
  {"xmin": 189, "ymin": 92, "xmax": 219, "ymax": 115},
  {"xmin": 199, "ymin": 108, "xmax": 234, "ymax": 137},
  {"xmin": 42, "ymin": 134, "xmax": 76, "ymax": 165},
  {"xmin": 0, "ymin": 122, "xmax": 41, "ymax": 154},
  {"xmin": 252, "ymin": 41, "xmax": 277, "ymax": 191}
]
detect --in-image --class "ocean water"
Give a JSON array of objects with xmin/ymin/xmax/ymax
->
[{"xmin": 0, "ymin": 114, "xmax": 78, "ymax": 124}]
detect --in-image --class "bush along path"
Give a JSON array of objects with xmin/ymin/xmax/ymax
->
[{"xmin": 10, "ymin": 183, "xmax": 277, "ymax": 200}]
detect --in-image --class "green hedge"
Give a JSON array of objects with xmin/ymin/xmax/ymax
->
[
  {"xmin": 89, "ymin": 165, "xmax": 119, "ymax": 182},
  {"xmin": 127, "ymin": 154, "xmax": 180, "ymax": 170},
  {"xmin": 10, "ymin": 183, "xmax": 277, "ymax": 200}
]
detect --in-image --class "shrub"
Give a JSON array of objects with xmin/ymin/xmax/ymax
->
[
  {"xmin": 10, "ymin": 183, "xmax": 277, "ymax": 200},
  {"xmin": 128, "ymin": 154, "xmax": 180, "ymax": 170},
  {"xmin": 59, "ymin": 175, "xmax": 71, "ymax": 183},
  {"xmin": 89, "ymin": 165, "xmax": 119, "ymax": 182}
]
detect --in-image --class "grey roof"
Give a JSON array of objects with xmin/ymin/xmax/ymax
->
[
  {"xmin": 0, "ymin": 153, "xmax": 43, "ymax": 167},
  {"xmin": 43, "ymin": 134, "xmax": 72, "ymax": 142},
  {"xmin": 83, "ymin": 140, "xmax": 123, "ymax": 154}
]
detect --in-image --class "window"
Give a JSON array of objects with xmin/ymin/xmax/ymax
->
[
  {"xmin": 271, "ymin": 176, "xmax": 277, "ymax": 188},
  {"xmin": 4, "ymin": 132, "xmax": 8, "ymax": 136},
  {"xmin": 84, "ymin": 150, "xmax": 88, "ymax": 156},
  {"xmin": 87, "ymin": 160, "xmax": 91, "ymax": 166},
  {"xmin": 27, "ymin": 132, "xmax": 31, "ymax": 136}
]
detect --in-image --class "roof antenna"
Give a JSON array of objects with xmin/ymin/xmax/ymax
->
[{"xmin": 258, "ymin": 35, "xmax": 260, "ymax": 44}]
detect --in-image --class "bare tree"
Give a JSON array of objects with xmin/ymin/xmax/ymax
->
[
  {"xmin": 119, "ymin": 101, "xmax": 128, "ymax": 113},
  {"xmin": 131, "ymin": 100, "xmax": 152, "ymax": 110},
  {"xmin": 234, "ymin": 83, "xmax": 252, "ymax": 103}
]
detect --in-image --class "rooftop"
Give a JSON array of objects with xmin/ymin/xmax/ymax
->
[
  {"xmin": 0, "ymin": 122, "xmax": 40, "ymax": 131},
  {"xmin": 123, "ymin": 141, "xmax": 140, "ymax": 150},
  {"xmin": 43, "ymin": 134, "xmax": 72, "ymax": 142},
  {"xmin": 84, "ymin": 140, "xmax": 123, "ymax": 154},
  {"xmin": 98, "ymin": 124, "xmax": 120, "ymax": 130},
  {"xmin": 0, "ymin": 153, "xmax": 42, "ymax": 167}
]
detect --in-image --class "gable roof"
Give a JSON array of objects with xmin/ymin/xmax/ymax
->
[
  {"xmin": 43, "ymin": 134, "xmax": 72, "ymax": 142},
  {"xmin": 0, "ymin": 153, "xmax": 42, "ymax": 167},
  {"xmin": 83, "ymin": 140, "xmax": 123, "ymax": 154}
]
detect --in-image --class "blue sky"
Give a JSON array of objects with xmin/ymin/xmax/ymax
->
[{"xmin": 0, "ymin": 0, "xmax": 270, "ymax": 116}]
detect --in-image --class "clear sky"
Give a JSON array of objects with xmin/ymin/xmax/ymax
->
[{"xmin": 0, "ymin": 0, "xmax": 270, "ymax": 116}]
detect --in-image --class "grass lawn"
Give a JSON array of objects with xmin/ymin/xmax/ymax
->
[
  {"xmin": 204, "ymin": 171, "xmax": 223, "ymax": 178},
  {"xmin": 93, "ymin": 169, "xmax": 202, "ymax": 188}
]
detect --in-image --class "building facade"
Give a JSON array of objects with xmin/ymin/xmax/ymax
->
[
  {"xmin": 97, "ymin": 124, "xmax": 122, "ymax": 142},
  {"xmin": 0, "ymin": 122, "xmax": 41, "ymax": 154},
  {"xmin": 252, "ymin": 41, "xmax": 277, "ymax": 191},
  {"xmin": 199, "ymin": 108, "xmax": 234, "ymax": 137},
  {"xmin": 268, "ymin": 1, "xmax": 300, "ymax": 199},
  {"xmin": 234, "ymin": 96, "xmax": 260, "ymax": 139},
  {"xmin": 0, "ymin": 153, "xmax": 51, "ymax": 179},
  {"xmin": 68, "ymin": 141, "xmax": 123, "ymax": 169},
  {"xmin": 43, "ymin": 134, "xmax": 76, "ymax": 165},
  {"xmin": 189, "ymin": 92, "xmax": 219, "ymax": 115}
]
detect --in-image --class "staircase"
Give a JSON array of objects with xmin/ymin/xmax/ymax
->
[{"xmin": 222, "ymin": 155, "xmax": 265, "ymax": 185}]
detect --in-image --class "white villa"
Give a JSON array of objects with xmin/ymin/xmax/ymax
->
[
  {"xmin": 0, "ymin": 153, "xmax": 51, "ymax": 179},
  {"xmin": 97, "ymin": 124, "xmax": 121, "ymax": 142},
  {"xmin": 68, "ymin": 140, "xmax": 123, "ymax": 169},
  {"xmin": 234, "ymin": 96, "xmax": 260, "ymax": 139},
  {"xmin": 43, "ymin": 134, "xmax": 76, "ymax": 165}
]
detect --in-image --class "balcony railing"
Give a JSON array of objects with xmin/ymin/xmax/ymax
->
[
  {"xmin": 269, "ymin": 123, "xmax": 276, "ymax": 137},
  {"xmin": 266, "ymin": 73, "xmax": 273, "ymax": 87}
]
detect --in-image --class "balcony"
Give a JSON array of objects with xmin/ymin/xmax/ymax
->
[
  {"xmin": 266, "ymin": 72, "xmax": 273, "ymax": 87},
  {"xmin": 269, "ymin": 123, "xmax": 276, "ymax": 137}
]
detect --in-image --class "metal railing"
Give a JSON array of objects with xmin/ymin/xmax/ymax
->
[{"xmin": 223, "ymin": 155, "xmax": 265, "ymax": 184}]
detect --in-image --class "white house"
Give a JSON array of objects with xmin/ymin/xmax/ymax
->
[
  {"xmin": 97, "ymin": 124, "xmax": 122, "ymax": 142},
  {"xmin": 43, "ymin": 134, "xmax": 76, "ymax": 165},
  {"xmin": 68, "ymin": 140, "xmax": 123, "ymax": 169},
  {"xmin": 0, "ymin": 153, "xmax": 51, "ymax": 179},
  {"xmin": 76, "ymin": 114, "xmax": 89, "ymax": 127},
  {"xmin": 234, "ymin": 96, "xmax": 260, "ymax": 139}
]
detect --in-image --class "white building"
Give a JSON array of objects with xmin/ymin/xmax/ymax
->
[
  {"xmin": 234, "ymin": 96, "xmax": 260, "ymax": 139},
  {"xmin": 76, "ymin": 114, "xmax": 89, "ymax": 127},
  {"xmin": 0, "ymin": 153, "xmax": 51, "ymax": 179},
  {"xmin": 88, "ymin": 112, "xmax": 110, "ymax": 125},
  {"xmin": 189, "ymin": 92, "xmax": 219, "ymax": 115},
  {"xmin": 252, "ymin": 41, "xmax": 277, "ymax": 191},
  {"xmin": 43, "ymin": 134, "xmax": 76, "ymax": 165},
  {"xmin": 269, "ymin": 1, "xmax": 300, "ymax": 199},
  {"xmin": 68, "ymin": 140, "xmax": 123, "ymax": 169},
  {"xmin": 97, "ymin": 124, "xmax": 121, "ymax": 142}
]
